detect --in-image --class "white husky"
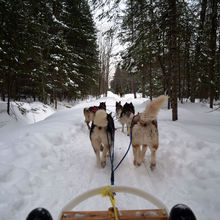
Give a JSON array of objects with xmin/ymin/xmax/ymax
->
[{"xmin": 131, "ymin": 95, "xmax": 168, "ymax": 170}]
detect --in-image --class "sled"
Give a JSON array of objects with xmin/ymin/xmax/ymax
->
[{"xmin": 58, "ymin": 186, "xmax": 169, "ymax": 220}]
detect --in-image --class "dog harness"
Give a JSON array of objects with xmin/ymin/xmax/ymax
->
[{"xmin": 89, "ymin": 106, "xmax": 99, "ymax": 112}]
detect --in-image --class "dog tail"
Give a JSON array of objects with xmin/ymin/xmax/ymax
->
[
  {"xmin": 93, "ymin": 109, "xmax": 108, "ymax": 127},
  {"xmin": 140, "ymin": 95, "xmax": 168, "ymax": 122}
]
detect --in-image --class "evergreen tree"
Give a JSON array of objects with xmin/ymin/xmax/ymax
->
[{"xmin": 0, "ymin": 0, "xmax": 100, "ymax": 113}]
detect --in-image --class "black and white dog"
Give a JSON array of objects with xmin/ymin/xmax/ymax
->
[
  {"xmin": 115, "ymin": 101, "xmax": 123, "ymax": 119},
  {"xmin": 119, "ymin": 102, "xmax": 135, "ymax": 136},
  {"xmin": 90, "ymin": 110, "xmax": 115, "ymax": 168}
]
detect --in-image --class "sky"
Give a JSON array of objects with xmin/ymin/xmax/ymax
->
[{"xmin": 0, "ymin": 92, "xmax": 220, "ymax": 220}]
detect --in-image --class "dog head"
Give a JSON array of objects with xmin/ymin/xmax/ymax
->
[
  {"xmin": 99, "ymin": 102, "xmax": 106, "ymax": 110},
  {"xmin": 128, "ymin": 102, "xmax": 135, "ymax": 114},
  {"xmin": 116, "ymin": 101, "xmax": 121, "ymax": 107},
  {"xmin": 116, "ymin": 101, "xmax": 122, "ymax": 111},
  {"xmin": 122, "ymin": 102, "xmax": 135, "ymax": 114}
]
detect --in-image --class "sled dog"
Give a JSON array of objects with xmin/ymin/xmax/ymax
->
[
  {"xmin": 115, "ymin": 101, "xmax": 123, "ymax": 119},
  {"xmin": 131, "ymin": 95, "xmax": 168, "ymax": 170},
  {"xmin": 90, "ymin": 109, "xmax": 115, "ymax": 168},
  {"xmin": 83, "ymin": 102, "xmax": 106, "ymax": 129},
  {"xmin": 119, "ymin": 102, "xmax": 135, "ymax": 136}
]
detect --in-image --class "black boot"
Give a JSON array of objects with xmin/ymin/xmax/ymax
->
[
  {"xmin": 26, "ymin": 207, "xmax": 53, "ymax": 220},
  {"xmin": 169, "ymin": 204, "xmax": 196, "ymax": 220}
]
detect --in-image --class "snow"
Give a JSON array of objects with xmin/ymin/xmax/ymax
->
[
  {"xmin": 0, "ymin": 92, "xmax": 220, "ymax": 220},
  {"xmin": 52, "ymin": 15, "xmax": 69, "ymax": 29}
]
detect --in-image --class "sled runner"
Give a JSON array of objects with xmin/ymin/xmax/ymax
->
[{"xmin": 27, "ymin": 186, "xmax": 196, "ymax": 220}]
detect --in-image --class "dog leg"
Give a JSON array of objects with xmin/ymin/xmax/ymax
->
[
  {"xmin": 91, "ymin": 140, "xmax": 101, "ymax": 167},
  {"xmin": 140, "ymin": 145, "xmax": 147, "ymax": 163},
  {"xmin": 100, "ymin": 144, "xmax": 104, "ymax": 151},
  {"xmin": 127, "ymin": 120, "xmax": 132, "ymax": 136},
  {"xmin": 86, "ymin": 121, "xmax": 90, "ymax": 130},
  {"xmin": 126, "ymin": 123, "xmax": 129, "ymax": 136},
  {"xmin": 132, "ymin": 144, "xmax": 141, "ymax": 166},
  {"xmin": 122, "ymin": 123, "xmax": 124, "ymax": 133},
  {"xmin": 101, "ymin": 145, "xmax": 108, "ymax": 168},
  {"xmin": 150, "ymin": 145, "xmax": 158, "ymax": 171},
  {"xmin": 94, "ymin": 148, "xmax": 101, "ymax": 168}
]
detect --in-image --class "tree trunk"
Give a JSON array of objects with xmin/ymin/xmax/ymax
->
[
  {"xmin": 178, "ymin": 38, "xmax": 182, "ymax": 102},
  {"xmin": 141, "ymin": 70, "xmax": 146, "ymax": 98},
  {"xmin": 132, "ymin": 75, "xmax": 137, "ymax": 98},
  {"xmin": 208, "ymin": 0, "xmax": 217, "ymax": 108},
  {"xmin": 191, "ymin": 0, "xmax": 207, "ymax": 103},
  {"xmin": 168, "ymin": 0, "xmax": 178, "ymax": 121},
  {"xmin": 6, "ymin": 73, "xmax": 13, "ymax": 115},
  {"xmin": 149, "ymin": 56, "xmax": 153, "ymax": 101}
]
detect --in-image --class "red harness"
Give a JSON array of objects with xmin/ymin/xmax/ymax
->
[{"xmin": 90, "ymin": 106, "xmax": 99, "ymax": 112}]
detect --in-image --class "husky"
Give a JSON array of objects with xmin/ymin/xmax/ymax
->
[
  {"xmin": 83, "ymin": 102, "xmax": 106, "ymax": 129},
  {"xmin": 131, "ymin": 95, "xmax": 168, "ymax": 170},
  {"xmin": 119, "ymin": 102, "xmax": 135, "ymax": 136},
  {"xmin": 115, "ymin": 101, "xmax": 123, "ymax": 119},
  {"xmin": 90, "ymin": 109, "xmax": 115, "ymax": 168}
]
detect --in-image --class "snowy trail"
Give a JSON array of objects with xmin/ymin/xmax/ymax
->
[{"xmin": 0, "ymin": 93, "xmax": 220, "ymax": 220}]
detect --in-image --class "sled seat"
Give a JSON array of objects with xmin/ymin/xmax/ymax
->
[{"xmin": 60, "ymin": 207, "xmax": 168, "ymax": 220}]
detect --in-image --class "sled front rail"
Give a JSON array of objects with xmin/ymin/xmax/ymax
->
[
  {"xmin": 60, "ymin": 207, "xmax": 169, "ymax": 220},
  {"xmin": 58, "ymin": 186, "xmax": 169, "ymax": 220}
]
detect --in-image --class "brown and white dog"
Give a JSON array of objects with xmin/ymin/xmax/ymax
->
[
  {"xmin": 131, "ymin": 95, "xmax": 168, "ymax": 170},
  {"xmin": 90, "ymin": 109, "xmax": 115, "ymax": 168},
  {"xmin": 119, "ymin": 102, "xmax": 135, "ymax": 136},
  {"xmin": 83, "ymin": 102, "xmax": 106, "ymax": 129}
]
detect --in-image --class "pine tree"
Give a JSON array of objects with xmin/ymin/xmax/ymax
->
[{"xmin": 0, "ymin": 0, "xmax": 100, "ymax": 112}]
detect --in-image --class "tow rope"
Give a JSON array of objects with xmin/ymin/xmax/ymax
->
[
  {"xmin": 100, "ymin": 186, "xmax": 119, "ymax": 220},
  {"xmin": 106, "ymin": 126, "xmax": 133, "ymax": 186}
]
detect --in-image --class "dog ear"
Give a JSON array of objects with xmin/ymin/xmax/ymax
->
[{"xmin": 119, "ymin": 101, "xmax": 121, "ymax": 104}]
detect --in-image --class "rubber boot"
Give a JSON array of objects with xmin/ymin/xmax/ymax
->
[
  {"xmin": 169, "ymin": 204, "xmax": 196, "ymax": 220},
  {"xmin": 26, "ymin": 207, "xmax": 53, "ymax": 220}
]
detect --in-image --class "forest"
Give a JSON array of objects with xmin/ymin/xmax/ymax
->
[{"xmin": 0, "ymin": 0, "xmax": 219, "ymax": 120}]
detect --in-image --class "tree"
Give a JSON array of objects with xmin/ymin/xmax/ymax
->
[
  {"xmin": 99, "ymin": 29, "xmax": 114, "ymax": 96},
  {"xmin": 0, "ymin": 0, "xmax": 100, "ymax": 113},
  {"xmin": 207, "ymin": 0, "xmax": 218, "ymax": 108},
  {"xmin": 167, "ymin": 0, "xmax": 178, "ymax": 121}
]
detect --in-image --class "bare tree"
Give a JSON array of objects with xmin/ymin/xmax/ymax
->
[{"xmin": 99, "ymin": 30, "xmax": 114, "ymax": 96}]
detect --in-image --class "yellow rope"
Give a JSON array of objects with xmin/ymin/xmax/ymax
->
[{"xmin": 100, "ymin": 186, "xmax": 119, "ymax": 220}]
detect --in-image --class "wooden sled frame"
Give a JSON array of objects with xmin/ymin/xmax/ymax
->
[{"xmin": 58, "ymin": 186, "xmax": 169, "ymax": 220}]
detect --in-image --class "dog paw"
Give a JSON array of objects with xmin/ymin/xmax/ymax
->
[
  {"xmin": 133, "ymin": 160, "xmax": 141, "ymax": 167},
  {"xmin": 150, "ymin": 163, "xmax": 156, "ymax": 171},
  {"xmin": 101, "ymin": 161, "xmax": 106, "ymax": 168}
]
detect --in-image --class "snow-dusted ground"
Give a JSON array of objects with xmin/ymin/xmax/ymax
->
[{"xmin": 0, "ymin": 92, "xmax": 220, "ymax": 220}]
